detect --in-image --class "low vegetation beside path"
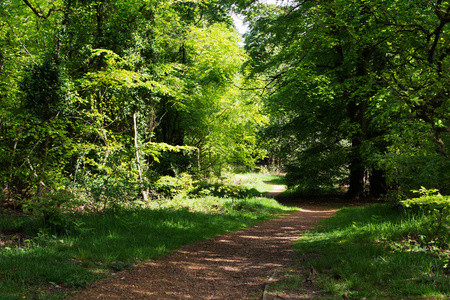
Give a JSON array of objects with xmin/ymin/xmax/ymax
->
[
  {"xmin": 0, "ymin": 173, "xmax": 296, "ymax": 299},
  {"xmin": 268, "ymin": 192, "xmax": 449, "ymax": 299}
]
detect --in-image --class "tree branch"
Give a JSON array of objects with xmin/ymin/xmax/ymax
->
[
  {"xmin": 22, "ymin": 0, "xmax": 63, "ymax": 19},
  {"xmin": 3, "ymin": 18, "xmax": 36, "ymax": 64}
]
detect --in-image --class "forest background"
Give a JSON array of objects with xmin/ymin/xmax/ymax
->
[
  {"xmin": 0, "ymin": 0, "xmax": 449, "ymax": 298},
  {"xmin": 0, "ymin": 0, "xmax": 449, "ymax": 230}
]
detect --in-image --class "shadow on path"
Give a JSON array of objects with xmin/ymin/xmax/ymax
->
[{"xmin": 69, "ymin": 185, "xmax": 337, "ymax": 299}]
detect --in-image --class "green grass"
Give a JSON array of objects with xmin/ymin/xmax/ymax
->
[
  {"xmin": 281, "ymin": 204, "xmax": 449, "ymax": 299},
  {"xmin": 0, "ymin": 186, "xmax": 296, "ymax": 299},
  {"xmin": 222, "ymin": 172, "xmax": 287, "ymax": 194}
]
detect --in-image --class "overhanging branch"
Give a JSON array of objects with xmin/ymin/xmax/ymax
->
[{"xmin": 22, "ymin": 0, "xmax": 64, "ymax": 19}]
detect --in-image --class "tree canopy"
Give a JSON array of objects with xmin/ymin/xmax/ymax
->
[
  {"xmin": 240, "ymin": 0, "xmax": 450, "ymax": 197},
  {"xmin": 1, "ymin": 0, "xmax": 449, "ymax": 211},
  {"xmin": 0, "ymin": 0, "xmax": 266, "ymax": 208}
]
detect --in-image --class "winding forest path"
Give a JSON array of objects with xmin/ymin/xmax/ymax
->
[{"xmin": 69, "ymin": 186, "xmax": 338, "ymax": 299}]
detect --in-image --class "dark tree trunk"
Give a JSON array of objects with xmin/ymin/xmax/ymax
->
[
  {"xmin": 346, "ymin": 99, "xmax": 369, "ymax": 199},
  {"xmin": 347, "ymin": 151, "xmax": 366, "ymax": 198},
  {"xmin": 345, "ymin": 47, "xmax": 372, "ymax": 199},
  {"xmin": 369, "ymin": 168, "xmax": 387, "ymax": 197}
]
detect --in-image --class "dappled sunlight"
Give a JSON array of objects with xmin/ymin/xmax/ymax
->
[{"xmin": 70, "ymin": 207, "xmax": 336, "ymax": 299}]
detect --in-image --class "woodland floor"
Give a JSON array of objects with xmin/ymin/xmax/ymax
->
[{"xmin": 68, "ymin": 187, "xmax": 373, "ymax": 299}]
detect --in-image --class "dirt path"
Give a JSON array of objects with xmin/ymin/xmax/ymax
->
[
  {"xmin": 263, "ymin": 182, "xmax": 286, "ymax": 198},
  {"xmin": 69, "ymin": 187, "xmax": 338, "ymax": 299}
]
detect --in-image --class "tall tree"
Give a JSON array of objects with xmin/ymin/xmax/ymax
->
[
  {"xmin": 1, "ymin": 0, "xmax": 267, "ymax": 205},
  {"xmin": 181, "ymin": 23, "xmax": 266, "ymax": 176},
  {"xmin": 240, "ymin": 0, "xmax": 449, "ymax": 196}
]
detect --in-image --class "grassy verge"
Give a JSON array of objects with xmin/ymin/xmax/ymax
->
[
  {"xmin": 0, "ymin": 174, "xmax": 294, "ymax": 299},
  {"xmin": 270, "ymin": 204, "xmax": 449, "ymax": 299}
]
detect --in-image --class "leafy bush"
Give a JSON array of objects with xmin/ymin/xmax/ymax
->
[
  {"xmin": 191, "ymin": 182, "xmax": 260, "ymax": 199},
  {"xmin": 153, "ymin": 173, "xmax": 195, "ymax": 198},
  {"xmin": 400, "ymin": 187, "xmax": 449, "ymax": 244},
  {"xmin": 20, "ymin": 189, "xmax": 78, "ymax": 234},
  {"xmin": 223, "ymin": 199, "xmax": 267, "ymax": 212},
  {"xmin": 400, "ymin": 187, "xmax": 449, "ymax": 275},
  {"xmin": 381, "ymin": 149, "xmax": 450, "ymax": 197},
  {"xmin": 83, "ymin": 174, "xmax": 139, "ymax": 210}
]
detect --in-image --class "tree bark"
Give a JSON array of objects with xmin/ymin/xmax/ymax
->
[
  {"xmin": 134, "ymin": 111, "xmax": 148, "ymax": 201},
  {"xmin": 346, "ymin": 140, "xmax": 366, "ymax": 198},
  {"xmin": 345, "ymin": 48, "xmax": 372, "ymax": 198},
  {"xmin": 26, "ymin": 158, "xmax": 46, "ymax": 197},
  {"xmin": 369, "ymin": 169, "xmax": 387, "ymax": 197}
]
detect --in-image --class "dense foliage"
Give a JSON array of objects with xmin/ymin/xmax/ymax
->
[
  {"xmin": 0, "ymin": 0, "xmax": 267, "ymax": 212},
  {"xmin": 2, "ymin": 0, "xmax": 449, "ymax": 214},
  {"xmin": 238, "ymin": 0, "xmax": 450, "ymax": 198},
  {"xmin": 1, "ymin": 1, "xmax": 450, "ymax": 298}
]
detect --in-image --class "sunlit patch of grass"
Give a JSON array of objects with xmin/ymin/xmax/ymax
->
[
  {"xmin": 220, "ymin": 172, "xmax": 287, "ymax": 194},
  {"xmin": 290, "ymin": 204, "xmax": 450, "ymax": 299}
]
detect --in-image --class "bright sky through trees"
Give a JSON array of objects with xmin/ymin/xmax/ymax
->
[
  {"xmin": 232, "ymin": 0, "xmax": 290, "ymax": 35},
  {"xmin": 232, "ymin": 13, "xmax": 248, "ymax": 35}
]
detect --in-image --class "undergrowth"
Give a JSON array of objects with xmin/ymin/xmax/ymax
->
[{"xmin": 0, "ymin": 173, "xmax": 292, "ymax": 299}]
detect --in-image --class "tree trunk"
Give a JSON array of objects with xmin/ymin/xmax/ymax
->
[
  {"xmin": 346, "ymin": 100, "xmax": 369, "ymax": 199},
  {"xmin": 134, "ymin": 111, "xmax": 148, "ymax": 201},
  {"xmin": 26, "ymin": 158, "xmax": 46, "ymax": 197},
  {"xmin": 347, "ymin": 153, "xmax": 366, "ymax": 198},
  {"xmin": 369, "ymin": 169, "xmax": 386, "ymax": 197},
  {"xmin": 345, "ymin": 47, "xmax": 372, "ymax": 199}
]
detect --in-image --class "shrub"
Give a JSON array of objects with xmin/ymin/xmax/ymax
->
[
  {"xmin": 153, "ymin": 173, "xmax": 194, "ymax": 198},
  {"xmin": 191, "ymin": 182, "xmax": 260, "ymax": 199},
  {"xmin": 83, "ymin": 174, "xmax": 139, "ymax": 210},
  {"xmin": 20, "ymin": 189, "xmax": 77, "ymax": 234},
  {"xmin": 400, "ymin": 187, "xmax": 449, "ymax": 250}
]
